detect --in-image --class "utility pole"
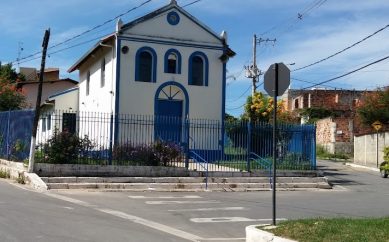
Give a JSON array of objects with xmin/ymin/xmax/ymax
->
[
  {"xmin": 28, "ymin": 29, "xmax": 50, "ymax": 173},
  {"xmin": 245, "ymin": 35, "xmax": 276, "ymax": 96}
]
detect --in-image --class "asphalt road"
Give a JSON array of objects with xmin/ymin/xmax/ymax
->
[{"xmin": 1, "ymin": 160, "xmax": 388, "ymax": 242}]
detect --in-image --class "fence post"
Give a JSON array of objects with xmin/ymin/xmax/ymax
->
[
  {"xmin": 6, "ymin": 110, "xmax": 11, "ymax": 161},
  {"xmin": 108, "ymin": 112, "xmax": 114, "ymax": 165},
  {"xmin": 247, "ymin": 121, "xmax": 251, "ymax": 172},
  {"xmin": 312, "ymin": 125, "xmax": 317, "ymax": 169},
  {"xmin": 185, "ymin": 117, "xmax": 189, "ymax": 169}
]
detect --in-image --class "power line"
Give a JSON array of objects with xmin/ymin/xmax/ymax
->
[
  {"xmin": 302, "ymin": 54, "xmax": 389, "ymax": 90},
  {"xmin": 260, "ymin": 0, "xmax": 327, "ymax": 37},
  {"xmin": 226, "ymin": 102, "xmax": 246, "ymax": 111},
  {"xmin": 291, "ymin": 77, "xmax": 338, "ymax": 89},
  {"xmin": 10, "ymin": 0, "xmax": 204, "ymax": 66},
  {"xmin": 293, "ymin": 24, "xmax": 389, "ymax": 72},
  {"xmin": 182, "ymin": 0, "xmax": 202, "ymax": 8},
  {"xmin": 10, "ymin": 0, "xmax": 153, "ymax": 65},
  {"xmin": 16, "ymin": 34, "xmax": 109, "ymax": 65},
  {"xmin": 227, "ymin": 85, "xmax": 251, "ymax": 103}
]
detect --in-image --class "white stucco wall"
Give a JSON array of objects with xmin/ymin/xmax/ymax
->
[{"xmin": 78, "ymin": 40, "xmax": 116, "ymax": 114}]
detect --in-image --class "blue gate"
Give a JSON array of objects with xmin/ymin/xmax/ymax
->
[{"xmin": 155, "ymin": 99, "xmax": 183, "ymax": 143}]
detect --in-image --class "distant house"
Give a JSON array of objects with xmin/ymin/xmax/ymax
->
[
  {"xmin": 67, "ymin": 0, "xmax": 235, "ymax": 145},
  {"xmin": 18, "ymin": 67, "xmax": 78, "ymax": 109},
  {"xmin": 282, "ymin": 88, "xmax": 372, "ymax": 154}
]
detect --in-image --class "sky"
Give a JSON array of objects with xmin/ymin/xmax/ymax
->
[{"xmin": 1, "ymin": 0, "xmax": 389, "ymax": 116}]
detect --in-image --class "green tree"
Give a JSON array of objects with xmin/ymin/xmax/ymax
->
[
  {"xmin": 357, "ymin": 88, "xmax": 389, "ymax": 125},
  {"xmin": 242, "ymin": 91, "xmax": 298, "ymax": 123},
  {"xmin": 225, "ymin": 113, "xmax": 239, "ymax": 123},
  {"xmin": 0, "ymin": 64, "xmax": 26, "ymax": 111}
]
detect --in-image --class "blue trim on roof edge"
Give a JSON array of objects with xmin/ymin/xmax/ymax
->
[{"xmin": 118, "ymin": 36, "xmax": 223, "ymax": 51}]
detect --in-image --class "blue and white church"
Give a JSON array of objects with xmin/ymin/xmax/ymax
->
[{"xmin": 67, "ymin": 0, "xmax": 235, "ymax": 146}]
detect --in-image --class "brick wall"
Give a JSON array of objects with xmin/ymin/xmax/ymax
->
[{"xmin": 316, "ymin": 117, "xmax": 333, "ymax": 144}]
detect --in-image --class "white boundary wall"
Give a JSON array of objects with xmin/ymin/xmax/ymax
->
[{"xmin": 354, "ymin": 132, "xmax": 389, "ymax": 166}]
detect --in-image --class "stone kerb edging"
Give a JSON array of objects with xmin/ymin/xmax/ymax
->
[{"xmin": 246, "ymin": 225, "xmax": 297, "ymax": 242}]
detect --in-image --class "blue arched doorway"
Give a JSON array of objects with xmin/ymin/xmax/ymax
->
[{"xmin": 154, "ymin": 81, "xmax": 189, "ymax": 143}]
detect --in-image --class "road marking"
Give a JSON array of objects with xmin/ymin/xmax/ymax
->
[
  {"xmin": 201, "ymin": 238, "xmax": 246, "ymax": 241},
  {"xmin": 45, "ymin": 193, "xmax": 96, "ymax": 208},
  {"xmin": 168, "ymin": 207, "xmax": 247, "ymax": 212},
  {"xmin": 98, "ymin": 208, "xmax": 202, "ymax": 242},
  {"xmin": 129, "ymin": 195, "xmax": 202, "ymax": 199},
  {"xmin": 332, "ymin": 185, "xmax": 349, "ymax": 191},
  {"xmin": 146, "ymin": 200, "xmax": 220, "ymax": 205},
  {"xmin": 37, "ymin": 192, "xmax": 253, "ymax": 242},
  {"xmin": 190, "ymin": 217, "xmax": 287, "ymax": 223},
  {"xmin": 63, "ymin": 206, "xmax": 74, "ymax": 210}
]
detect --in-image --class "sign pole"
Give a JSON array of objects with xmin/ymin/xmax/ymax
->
[
  {"xmin": 272, "ymin": 63, "xmax": 279, "ymax": 226},
  {"xmin": 376, "ymin": 130, "xmax": 379, "ymax": 168},
  {"xmin": 371, "ymin": 121, "xmax": 383, "ymax": 168}
]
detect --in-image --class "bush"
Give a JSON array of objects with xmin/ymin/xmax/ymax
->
[
  {"xmin": 40, "ymin": 130, "xmax": 95, "ymax": 164},
  {"xmin": 384, "ymin": 146, "xmax": 389, "ymax": 162},
  {"xmin": 0, "ymin": 169, "xmax": 10, "ymax": 179},
  {"xmin": 113, "ymin": 140, "xmax": 182, "ymax": 166},
  {"xmin": 154, "ymin": 140, "xmax": 182, "ymax": 166}
]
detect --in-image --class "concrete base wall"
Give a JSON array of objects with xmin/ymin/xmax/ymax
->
[
  {"xmin": 354, "ymin": 132, "xmax": 389, "ymax": 167},
  {"xmin": 320, "ymin": 142, "xmax": 353, "ymax": 155},
  {"xmin": 34, "ymin": 163, "xmax": 321, "ymax": 177}
]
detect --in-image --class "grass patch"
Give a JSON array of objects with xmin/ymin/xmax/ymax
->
[
  {"xmin": 267, "ymin": 217, "xmax": 389, "ymax": 242},
  {"xmin": 316, "ymin": 145, "xmax": 350, "ymax": 160},
  {"xmin": 0, "ymin": 169, "xmax": 11, "ymax": 179}
]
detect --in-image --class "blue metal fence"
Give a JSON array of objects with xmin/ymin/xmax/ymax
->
[
  {"xmin": 0, "ymin": 110, "xmax": 316, "ymax": 171},
  {"xmin": 0, "ymin": 110, "xmax": 34, "ymax": 161}
]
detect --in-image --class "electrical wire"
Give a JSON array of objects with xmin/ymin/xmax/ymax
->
[
  {"xmin": 11, "ymin": 0, "xmax": 153, "ymax": 65},
  {"xmin": 293, "ymin": 24, "xmax": 389, "ymax": 72},
  {"xmin": 226, "ymin": 103, "xmax": 246, "ymax": 111},
  {"xmin": 227, "ymin": 85, "xmax": 251, "ymax": 103},
  {"xmin": 16, "ymin": 34, "xmax": 110, "ymax": 65},
  {"xmin": 11, "ymin": 0, "xmax": 205, "ymax": 66},
  {"xmin": 182, "ymin": 0, "xmax": 202, "ymax": 8},
  {"xmin": 291, "ymin": 77, "xmax": 337, "ymax": 89},
  {"xmin": 260, "ymin": 0, "xmax": 327, "ymax": 37},
  {"xmin": 302, "ymin": 54, "xmax": 389, "ymax": 90}
]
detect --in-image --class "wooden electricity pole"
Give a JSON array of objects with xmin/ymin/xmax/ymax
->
[{"xmin": 28, "ymin": 29, "xmax": 50, "ymax": 173}]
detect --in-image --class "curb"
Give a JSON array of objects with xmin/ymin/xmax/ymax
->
[
  {"xmin": 24, "ymin": 172, "xmax": 48, "ymax": 191},
  {"xmin": 345, "ymin": 163, "xmax": 379, "ymax": 172},
  {"xmin": 246, "ymin": 225, "xmax": 296, "ymax": 242}
]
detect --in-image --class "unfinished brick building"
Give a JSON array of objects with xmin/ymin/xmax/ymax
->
[{"xmin": 282, "ymin": 88, "xmax": 372, "ymax": 154}]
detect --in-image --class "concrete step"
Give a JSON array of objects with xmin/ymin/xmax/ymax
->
[
  {"xmin": 46, "ymin": 181, "xmax": 331, "ymax": 191},
  {"xmin": 41, "ymin": 176, "xmax": 328, "ymax": 184}
]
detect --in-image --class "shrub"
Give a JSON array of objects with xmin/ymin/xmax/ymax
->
[
  {"xmin": 154, "ymin": 140, "xmax": 182, "ymax": 166},
  {"xmin": 384, "ymin": 146, "xmax": 389, "ymax": 162},
  {"xmin": 41, "ymin": 130, "xmax": 95, "ymax": 164},
  {"xmin": 0, "ymin": 169, "xmax": 10, "ymax": 179},
  {"xmin": 113, "ymin": 140, "xmax": 182, "ymax": 166}
]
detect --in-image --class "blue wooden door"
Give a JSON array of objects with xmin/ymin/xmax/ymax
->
[{"xmin": 155, "ymin": 100, "xmax": 183, "ymax": 143}]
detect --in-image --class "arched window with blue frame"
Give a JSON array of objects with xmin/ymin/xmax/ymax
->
[
  {"xmin": 135, "ymin": 47, "xmax": 157, "ymax": 83},
  {"xmin": 188, "ymin": 51, "xmax": 208, "ymax": 86},
  {"xmin": 164, "ymin": 49, "xmax": 182, "ymax": 74}
]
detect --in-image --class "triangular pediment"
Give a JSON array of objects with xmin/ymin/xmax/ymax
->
[{"xmin": 120, "ymin": 3, "xmax": 223, "ymax": 45}]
